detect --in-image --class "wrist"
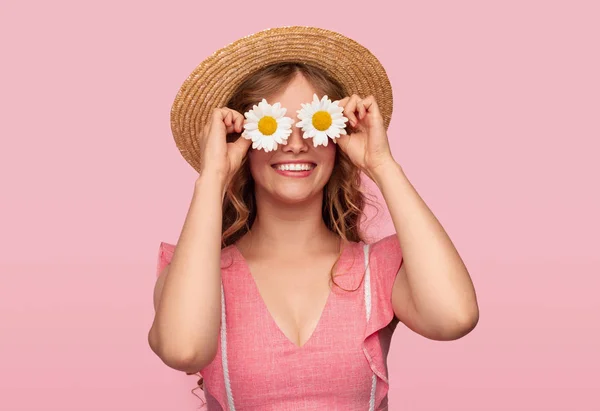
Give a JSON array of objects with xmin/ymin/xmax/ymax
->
[
  {"xmin": 196, "ymin": 168, "xmax": 227, "ymax": 186},
  {"xmin": 195, "ymin": 170, "xmax": 228, "ymax": 197},
  {"xmin": 368, "ymin": 159, "xmax": 403, "ymax": 187}
]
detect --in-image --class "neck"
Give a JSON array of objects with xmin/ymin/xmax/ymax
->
[{"xmin": 241, "ymin": 189, "xmax": 338, "ymax": 257}]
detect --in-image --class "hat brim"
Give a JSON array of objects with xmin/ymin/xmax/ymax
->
[{"xmin": 170, "ymin": 26, "xmax": 394, "ymax": 173}]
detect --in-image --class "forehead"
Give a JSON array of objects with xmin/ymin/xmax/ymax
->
[{"xmin": 267, "ymin": 73, "xmax": 320, "ymax": 111}]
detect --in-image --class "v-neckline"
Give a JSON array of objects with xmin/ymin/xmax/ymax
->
[{"xmin": 230, "ymin": 239, "xmax": 353, "ymax": 349}]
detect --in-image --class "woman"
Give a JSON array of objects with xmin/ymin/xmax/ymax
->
[{"xmin": 148, "ymin": 27, "xmax": 479, "ymax": 410}]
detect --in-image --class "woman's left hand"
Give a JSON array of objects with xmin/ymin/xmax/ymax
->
[{"xmin": 336, "ymin": 94, "xmax": 396, "ymax": 179}]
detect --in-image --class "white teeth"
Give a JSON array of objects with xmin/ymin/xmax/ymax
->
[{"xmin": 274, "ymin": 163, "xmax": 314, "ymax": 171}]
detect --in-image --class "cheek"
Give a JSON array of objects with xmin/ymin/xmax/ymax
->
[
  {"xmin": 248, "ymin": 150, "xmax": 271, "ymax": 182},
  {"xmin": 318, "ymin": 145, "xmax": 337, "ymax": 175}
]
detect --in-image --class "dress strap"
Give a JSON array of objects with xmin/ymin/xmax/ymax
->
[
  {"xmin": 363, "ymin": 243, "xmax": 377, "ymax": 411},
  {"xmin": 220, "ymin": 281, "xmax": 236, "ymax": 410}
]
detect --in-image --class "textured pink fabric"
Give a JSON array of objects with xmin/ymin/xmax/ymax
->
[{"xmin": 156, "ymin": 234, "xmax": 403, "ymax": 410}]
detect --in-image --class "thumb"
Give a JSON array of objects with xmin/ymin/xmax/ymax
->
[
  {"xmin": 336, "ymin": 133, "xmax": 352, "ymax": 153},
  {"xmin": 229, "ymin": 135, "xmax": 252, "ymax": 161}
]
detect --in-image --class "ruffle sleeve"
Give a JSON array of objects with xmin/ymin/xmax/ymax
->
[
  {"xmin": 154, "ymin": 241, "xmax": 209, "ymax": 409},
  {"xmin": 362, "ymin": 234, "xmax": 403, "ymax": 408},
  {"xmin": 156, "ymin": 242, "xmax": 175, "ymax": 277}
]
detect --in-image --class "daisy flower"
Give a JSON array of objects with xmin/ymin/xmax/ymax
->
[
  {"xmin": 295, "ymin": 94, "xmax": 349, "ymax": 147},
  {"xmin": 242, "ymin": 99, "xmax": 294, "ymax": 152}
]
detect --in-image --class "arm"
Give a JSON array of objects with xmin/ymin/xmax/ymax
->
[
  {"xmin": 152, "ymin": 265, "xmax": 167, "ymax": 312},
  {"xmin": 372, "ymin": 161, "xmax": 479, "ymax": 341},
  {"xmin": 148, "ymin": 173, "xmax": 225, "ymax": 373}
]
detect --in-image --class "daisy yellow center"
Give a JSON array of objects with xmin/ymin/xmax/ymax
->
[
  {"xmin": 258, "ymin": 116, "xmax": 278, "ymax": 135},
  {"xmin": 312, "ymin": 111, "xmax": 332, "ymax": 131}
]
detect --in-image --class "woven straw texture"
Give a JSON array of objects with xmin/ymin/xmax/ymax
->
[{"xmin": 170, "ymin": 26, "xmax": 394, "ymax": 173}]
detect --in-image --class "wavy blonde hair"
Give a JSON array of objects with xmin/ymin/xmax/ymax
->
[{"xmin": 222, "ymin": 62, "xmax": 372, "ymax": 247}]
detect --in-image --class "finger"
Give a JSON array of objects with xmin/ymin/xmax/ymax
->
[
  {"xmin": 230, "ymin": 132, "xmax": 252, "ymax": 158},
  {"xmin": 234, "ymin": 132, "xmax": 252, "ymax": 149},
  {"xmin": 361, "ymin": 96, "xmax": 384, "ymax": 122},
  {"xmin": 357, "ymin": 99, "xmax": 367, "ymax": 120},
  {"xmin": 224, "ymin": 123, "xmax": 237, "ymax": 135},
  {"xmin": 211, "ymin": 106, "xmax": 238, "ymax": 122},
  {"xmin": 208, "ymin": 107, "xmax": 234, "ymax": 135},
  {"xmin": 210, "ymin": 107, "xmax": 228, "ymax": 125},
  {"xmin": 223, "ymin": 112, "xmax": 239, "ymax": 134},
  {"xmin": 336, "ymin": 133, "xmax": 351, "ymax": 152},
  {"xmin": 234, "ymin": 113, "xmax": 244, "ymax": 133},
  {"xmin": 233, "ymin": 110, "xmax": 246, "ymax": 133},
  {"xmin": 223, "ymin": 110, "xmax": 233, "ymax": 127},
  {"xmin": 204, "ymin": 108, "xmax": 232, "ymax": 142},
  {"xmin": 204, "ymin": 107, "xmax": 224, "ymax": 134},
  {"xmin": 336, "ymin": 96, "xmax": 350, "ymax": 108},
  {"xmin": 343, "ymin": 95, "xmax": 361, "ymax": 126},
  {"xmin": 221, "ymin": 107, "xmax": 245, "ymax": 133}
]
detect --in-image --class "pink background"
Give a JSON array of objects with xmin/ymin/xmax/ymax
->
[{"xmin": 1, "ymin": 1, "xmax": 599, "ymax": 410}]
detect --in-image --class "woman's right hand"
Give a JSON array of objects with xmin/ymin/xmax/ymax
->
[{"xmin": 197, "ymin": 107, "xmax": 252, "ymax": 186}]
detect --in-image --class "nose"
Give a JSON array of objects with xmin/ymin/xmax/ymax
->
[{"xmin": 282, "ymin": 123, "xmax": 308, "ymax": 154}]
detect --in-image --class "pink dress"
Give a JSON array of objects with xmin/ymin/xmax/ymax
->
[{"xmin": 156, "ymin": 234, "xmax": 404, "ymax": 410}]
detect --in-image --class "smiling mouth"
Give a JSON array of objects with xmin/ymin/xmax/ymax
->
[{"xmin": 271, "ymin": 163, "xmax": 317, "ymax": 171}]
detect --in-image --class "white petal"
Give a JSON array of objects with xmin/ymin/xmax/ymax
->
[
  {"xmin": 278, "ymin": 117, "xmax": 294, "ymax": 127},
  {"xmin": 272, "ymin": 131, "xmax": 285, "ymax": 144},
  {"xmin": 320, "ymin": 132, "xmax": 330, "ymax": 146},
  {"xmin": 313, "ymin": 132, "xmax": 328, "ymax": 147},
  {"xmin": 280, "ymin": 129, "xmax": 292, "ymax": 139},
  {"xmin": 258, "ymin": 99, "xmax": 270, "ymax": 113},
  {"xmin": 326, "ymin": 128, "xmax": 340, "ymax": 138},
  {"xmin": 248, "ymin": 130, "xmax": 263, "ymax": 141},
  {"xmin": 297, "ymin": 105, "xmax": 313, "ymax": 119},
  {"xmin": 275, "ymin": 107, "xmax": 287, "ymax": 118},
  {"xmin": 319, "ymin": 95, "xmax": 328, "ymax": 109},
  {"xmin": 245, "ymin": 111, "xmax": 259, "ymax": 122}
]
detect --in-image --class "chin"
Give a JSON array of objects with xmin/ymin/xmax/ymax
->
[
  {"xmin": 272, "ymin": 189, "xmax": 318, "ymax": 205},
  {"xmin": 258, "ymin": 179, "xmax": 317, "ymax": 204}
]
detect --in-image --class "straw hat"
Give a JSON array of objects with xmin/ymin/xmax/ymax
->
[{"xmin": 170, "ymin": 26, "xmax": 394, "ymax": 173}]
